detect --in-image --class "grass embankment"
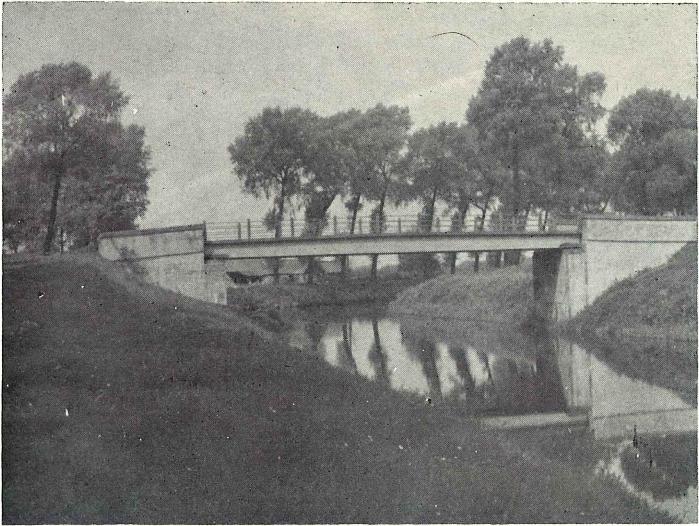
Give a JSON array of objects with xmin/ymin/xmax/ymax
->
[
  {"xmin": 226, "ymin": 274, "xmax": 417, "ymax": 312},
  {"xmin": 565, "ymin": 243, "xmax": 698, "ymax": 404},
  {"xmin": 389, "ymin": 261, "xmax": 534, "ymax": 326},
  {"xmin": 2, "ymin": 254, "xmax": 668, "ymax": 523},
  {"xmin": 567, "ymin": 244, "xmax": 697, "ymax": 340}
]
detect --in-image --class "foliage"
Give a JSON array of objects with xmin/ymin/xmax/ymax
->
[
  {"xmin": 300, "ymin": 109, "xmax": 362, "ymax": 235},
  {"xmin": 3, "ymin": 62, "xmax": 151, "ymax": 251},
  {"xmin": 607, "ymin": 89, "xmax": 697, "ymax": 215},
  {"xmin": 342, "ymin": 104, "xmax": 411, "ymax": 232},
  {"xmin": 396, "ymin": 122, "xmax": 480, "ymax": 230},
  {"xmin": 229, "ymin": 107, "xmax": 319, "ymax": 237},
  {"xmin": 466, "ymin": 37, "xmax": 607, "ymax": 219}
]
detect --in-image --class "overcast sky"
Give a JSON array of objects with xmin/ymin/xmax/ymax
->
[{"xmin": 4, "ymin": 2, "xmax": 697, "ymax": 227}]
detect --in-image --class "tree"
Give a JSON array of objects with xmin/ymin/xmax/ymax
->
[
  {"xmin": 58, "ymin": 124, "xmax": 151, "ymax": 247},
  {"xmin": 396, "ymin": 122, "xmax": 479, "ymax": 275},
  {"xmin": 299, "ymin": 110, "xmax": 361, "ymax": 282},
  {"xmin": 357, "ymin": 104, "xmax": 411, "ymax": 278},
  {"xmin": 467, "ymin": 37, "xmax": 606, "ymax": 262},
  {"xmin": 342, "ymin": 105, "xmax": 411, "ymax": 237},
  {"xmin": 229, "ymin": 107, "xmax": 318, "ymax": 282},
  {"xmin": 229, "ymin": 107, "xmax": 319, "ymax": 237},
  {"xmin": 3, "ymin": 62, "xmax": 150, "ymax": 253},
  {"xmin": 607, "ymin": 89, "xmax": 697, "ymax": 215},
  {"xmin": 301, "ymin": 109, "xmax": 362, "ymax": 236}
]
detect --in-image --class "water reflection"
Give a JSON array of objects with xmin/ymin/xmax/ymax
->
[
  {"xmin": 292, "ymin": 312, "xmax": 696, "ymax": 433},
  {"xmin": 287, "ymin": 309, "xmax": 697, "ymax": 521}
]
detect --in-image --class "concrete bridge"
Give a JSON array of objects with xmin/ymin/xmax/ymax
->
[{"xmin": 97, "ymin": 214, "xmax": 697, "ymax": 319}]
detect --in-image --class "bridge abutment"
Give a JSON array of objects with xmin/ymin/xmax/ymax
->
[
  {"xmin": 547, "ymin": 216, "xmax": 696, "ymax": 322},
  {"xmin": 97, "ymin": 224, "xmax": 226, "ymax": 304}
]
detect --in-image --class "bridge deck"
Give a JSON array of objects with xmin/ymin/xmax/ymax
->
[{"xmin": 205, "ymin": 230, "xmax": 582, "ymax": 259}]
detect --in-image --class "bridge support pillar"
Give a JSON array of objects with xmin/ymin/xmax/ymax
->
[{"xmin": 532, "ymin": 249, "xmax": 562, "ymax": 321}]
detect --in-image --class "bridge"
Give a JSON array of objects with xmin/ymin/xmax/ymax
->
[
  {"xmin": 202, "ymin": 214, "xmax": 581, "ymax": 259},
  {"xmin": 97, "ymin": 213, "xmax": 697, "ymax": 320}
]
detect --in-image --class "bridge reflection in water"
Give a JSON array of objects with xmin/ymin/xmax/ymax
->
[
  {"xmin": 287, "ymin": 311, "xmax": 697, "ymax": 521},
  {"xmin": 287, "ymin": 312, "xmax": 696, "ymax": 438}
]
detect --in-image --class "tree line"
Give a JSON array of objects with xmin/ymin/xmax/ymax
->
[
  {"xmin": 4, "ymin": 37, "xmax": 696, "ymax": 259},
  {"xmin": 229, "ymin": 37, "xmax": 696, "ymax": 274}
]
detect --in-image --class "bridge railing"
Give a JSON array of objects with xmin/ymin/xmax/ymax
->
[{"xmin": 204, "ymin": 213, "xmax": 581, "ymax": 242}]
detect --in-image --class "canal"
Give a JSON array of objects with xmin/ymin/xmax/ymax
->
[{"xmin": 285, "ymin": 306, "xmax": 697, "ymax": 522}]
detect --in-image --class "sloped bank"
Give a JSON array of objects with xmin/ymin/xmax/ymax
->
[
  {"xmin": 2, "ymin": 253, "xmax": 669, "ymax": 523},
  {"xmin": 388, "ymin": 244, "xmax": 697, "ymax": 403},
  {"xmin": 563, "ymin": 244, "xmax": 697, "ymax": 404},
  {"xmin": 388, "ymin": 262, "xmax": 536, "ymax": 327},
  {"xmin": 565, "ymin": 243, "xmax": 697, "ymax": 341},
  {"xmin": 226, "ymin": 274, "xmax": 419, "ymax": 311}
]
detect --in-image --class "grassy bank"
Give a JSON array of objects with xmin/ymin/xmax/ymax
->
[
  {"xmin": 389, "ymin": 245, "xmax": 697, "ymax": 403},
  {"xmin": 226, "ymin": 274, "xmax": 419, "ymax": 311},
  {"xmin": 566, "ymin": 243, "xmax": 697, "ymax": 340},
  {"xmin": 2, "ymin": 254, "xmax": 668, "ymax": 523},
  {"xmin": 564, "ymin": 243, "xmax": 697, "ymax": 404},
  {"xmin": 389, "ymin": 261, "xmax": 534, "ymax": 326}
]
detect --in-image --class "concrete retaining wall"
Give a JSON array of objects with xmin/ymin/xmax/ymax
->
[
  {"xmin": 553, "ymin": 216, "xmax": 696, "ymax": 321},
  {"xmin": 97, "ymin": 224, "xmax": 224, "ymax": 303},
  {"xmin": 583, "ymin": 216, "xmax": 696, "ymax": 305}
]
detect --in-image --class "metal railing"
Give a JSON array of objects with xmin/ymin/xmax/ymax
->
[{"xmin": 204, "ymin": 213, "xmax": 581, "ymax": 242}]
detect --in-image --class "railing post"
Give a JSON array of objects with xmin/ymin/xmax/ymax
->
[
  {"xmin": 398, "ymin": 218, "xmax": 402, "ymax": 234},
  {"xmin": 247, "ymin": 219, "xmax": 251, "ymax": 240},
  {"xmin": 237, "ymin": 222, "xmax": 242, "ymax": 240},
  {"xmin": 290, "ymin": 217, "xmax": 295, "ymax": 238},
  {"xmin": 358, "ymin": 218, "xmax": 363, "ymax": 234},
  {"xmin": 435, "ymin": 217, "xmax": 441, "ymax": 233},
  {"xmin": 333, "ymin": 215, "xmax": 338, "ymax": 236}
]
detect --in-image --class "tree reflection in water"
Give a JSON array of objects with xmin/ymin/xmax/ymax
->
[
  {"xmin": 400, "ymin": 329, "xmax": 443, "ymax": 402},
  {"xmin": 337, "ymin": 323, "xmax": 358, "ymax": 374},
  {"xmin": 367, "ymin": 318, "xmax": 390, "ymax": 386}
]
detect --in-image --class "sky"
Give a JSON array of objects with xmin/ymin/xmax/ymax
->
[{"xmin": 3, "ymin": 2, "xmax": 697, "ymax": 228}]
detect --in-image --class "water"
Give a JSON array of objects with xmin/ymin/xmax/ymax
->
[{"xmin": 287, "ymin": 307, "xmax": 697, "ymax": 521}]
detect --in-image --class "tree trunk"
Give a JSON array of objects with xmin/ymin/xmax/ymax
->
[
  {"xmin": 503, "ymin": 144, "xmax": 522, "ymax": 266},
  {"xmin": 348, "ymin": 192, "xmax": 361, "ymax": 234},
  {"xmin": 473, "ymin": 189, "xmax": 492, "ymax": 273},
  {"xmin": 422, "ymin": 186, "xmax": 439, "ymax": 279},
  {"xmin": 370, "ymin": 188, "xmax": 387, "ymax": 280},
  {"xmin": 342, "ymin": 192, "xmax": 362, "ymax": 278},
  {"xmin": 449, "ymin": 204, "xmax": 468, "ymax": 275},
  {"xmin": 42, "ymin": 163, "xmax": 64, "ymax": 255},
  {"xmin": 273, "ymin": 177, "xmax": 287, "ymax": 284},
  {"xmin": 306, "ymin": 193, "xmax": 336, "ymax": 287}
]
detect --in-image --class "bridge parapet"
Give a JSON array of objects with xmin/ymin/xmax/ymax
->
[{"xmin": 205, "ymin": 213, "xmax": 580, "ymax": 242}]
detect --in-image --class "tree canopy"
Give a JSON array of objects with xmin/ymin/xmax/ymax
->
[
  {"xmin": 3, "ymin": 62, "xmax": 151, "ymax": 252},
  {"xmin": 466, "ymin": 37, "xmax": 607, "ymax": 221},
  {"xmin": 396, "ymin": 122, "xmax": 480, "ymax": 231},
  {"xmin": 607, "ymin": 89, "xmax": 697, "ymax": 215},
  {"xmin": 228, "ymin": 107, "xmax": 319, "ymax": 237}
]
